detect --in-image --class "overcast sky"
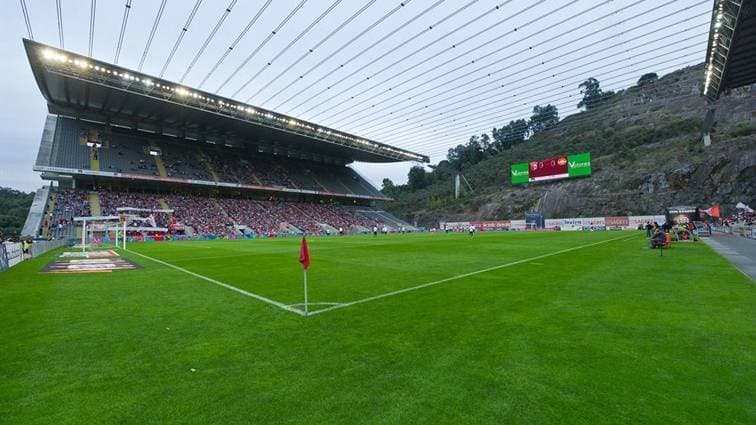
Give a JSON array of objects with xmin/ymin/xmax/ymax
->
[{"xmin": 0, "ymin": 0, "xmax": 710, "ymax": 192}]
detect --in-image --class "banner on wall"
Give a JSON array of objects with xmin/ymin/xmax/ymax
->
[
  {"xmin": 561, "ymin": 218, "xmax": 583, "ymax": 230},
  {"xmin": 605, "ymin": 216, "xmax": 630, "ymax": 227},
  {"xmin": 439, "ymin": 215, "xmax": 669, "ymax": 231},
  {"xmin": 481, "ymin": 220, "xmax": 510, "ymax": 229},
  {"xmin": 0, "ymin": 244, "xmax": 8, "ymax": 271}
]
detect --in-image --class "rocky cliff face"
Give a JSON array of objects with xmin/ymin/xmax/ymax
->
[
  {"xmin": 524, "ymin": 136, "xmax": 755, "ymax": 218},
  {"xmin": 386, "ymin": 64, "xmax": 756, "ymax": 225}
]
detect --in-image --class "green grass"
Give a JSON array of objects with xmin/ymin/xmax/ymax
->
[{"xmin": 0, "ymin": 231, "xmax": 753, "ymax": 424}]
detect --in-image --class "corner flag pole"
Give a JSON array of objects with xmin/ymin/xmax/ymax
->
[
  {"xmin": 303, "ymin": 268, "xmax": 308, "ymax": 316},
  {"xmin": 299, "ymin": 236, "xmax": 311, "ymax": 316}
]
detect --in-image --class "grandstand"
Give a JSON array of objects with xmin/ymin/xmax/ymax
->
[{"xmin": 21, "ymin": 39, "xmax": 426, "ymax": 240}]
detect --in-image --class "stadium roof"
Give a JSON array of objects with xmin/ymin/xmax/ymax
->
[
  {"xmin": 23, "ymin": 39, "xmax": 429, "ymax": 164},
  {"xmin": 703, "ymin": 0, "xmax": 756, "ymax": 102}
]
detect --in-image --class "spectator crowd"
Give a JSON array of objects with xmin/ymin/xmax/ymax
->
[{"xmin": 52, "ymin": 189, "xmax": 391, "ymax": 239}]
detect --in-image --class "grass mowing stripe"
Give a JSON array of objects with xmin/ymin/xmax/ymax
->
[
  {"xmin": 309, "ymin": 233, "xmax": 638, "ymax": 315},
  {"xmin": 126, "ymin": 249, "xmax": 305, "ymax": 316}
]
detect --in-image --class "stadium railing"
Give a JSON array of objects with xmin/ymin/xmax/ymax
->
[
  {"xmin": 30, "ymin": 239, "xmax": 68, "ymax": 258},
  {"xmin": 713, "ymin": 223, "xmax": 756, "ymax": 239}
]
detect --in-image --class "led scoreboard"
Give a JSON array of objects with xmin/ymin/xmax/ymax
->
[{"xmin": 511, "ymin": 152, "xmax": 591, "ymax": 185}]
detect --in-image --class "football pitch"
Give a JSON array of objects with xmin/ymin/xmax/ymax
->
[{"xmin": 1, "ymin": 231, "xmax": 754, "ymax": 424}]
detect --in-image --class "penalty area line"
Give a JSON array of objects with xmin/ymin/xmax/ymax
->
[
  {"xmin": 126, "ymin": 250, "xmax": 305, "ymax": 316},
  {"xmin": 308, "ymin": 233, "xmax": 638, "ymax": 316}
]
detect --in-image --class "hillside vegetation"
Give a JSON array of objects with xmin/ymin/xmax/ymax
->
[
  {"xmin": 382, "ymin": 64, "xmax": 756, "ymax": 226},
  {"xmin": 0, "ymin": 187, "xmax": 34, "ymax": 240}
]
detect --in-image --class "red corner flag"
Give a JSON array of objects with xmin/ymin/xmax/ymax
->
[{"xmin": 299, "ymin": 237, "xmax": 310, "ymax": 270}]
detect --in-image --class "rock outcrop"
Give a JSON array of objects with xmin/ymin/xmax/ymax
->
[{"xmin": 385, "ymin": 64, "xmax": 756, "ymax": 225}]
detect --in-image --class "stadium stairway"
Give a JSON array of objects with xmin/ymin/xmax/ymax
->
[
  {"xmin": 249, "ymin": 172, "xmax": 264, "ymax": 186},
  {"xmin": 214, "ymin": 200, "xmax": 242, "ymax": 235},
  {"xmin": 336, "ymin": 175, "xmax": 355, "ymax": 195},
  {"xmin": 200, "ymin": 153, "xmax": 220, "ymax": 183},
  {"xmin": 152, "ymin": 151, "xmax": 168, "ymax": 177},
  {"xmin": 43, "ymin": 191, "xmax": 57, "ymax": 236},
  {"xmin": 283, "ymin": 223, "xmax": 303, "ymax": 234},
  {"xmin": 34, "ymin": 115, "xmax": 56, "ymax": 168},
  {"xmin": 88, "ymin": 192, "xmax": 102, "ymax": 216},
  {"xmin": 353, "ymin": 224, "xmax": 371, "ymax": 233},
  {"xmin": 21, "ymin": 186, "xmax": 51, "ymax": 237},
  {"xmin": 158, "ymin": 198, "xmax": 173, "ymax": 225},
  {"xmin": 274, "ymin": 165, "xmax": 298, "ymax": 189},
  {"xmin": 358, "ymin": 209, "xmax": 416, "ymax": 231},
  {"xmin": 90, "ymin": 149, "xmax": 100, "ymax": 172},
  {"xmin": 318, "ymin": 222, "xmax": 339, "ymax": 235},
  {"xmin": 378, "ymin": 210, "xmax": 416, "ymax": 230},
  {"xmin": 309, "ymin": 173, "xmax": 331, "ymax": 192}
]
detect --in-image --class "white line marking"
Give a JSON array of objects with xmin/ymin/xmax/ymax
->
[
  {"xmin": 127, "ymin": 250, "xmax": 305, "ymax": 316},
  {"xmin": 308, "ymin": 233, "xmax": 637, "ymax": 316}
]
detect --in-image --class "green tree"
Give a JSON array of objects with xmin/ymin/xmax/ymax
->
[
  {"xmin": 446, "ymin": 135, "xmax": 489, "ymax": 170},
  {"xmin": 578, "ymin": 78, "xmax": 615, "ymax": 110},
  {"xmin": 637, "ymin": 72, "xmax": 658, "ymax": 86},
  {"xmin": 407, "ymin": 166, "xmax": 428, "ymax": 191},
  {"xmin": 0, "ymin": 187, "xmax": 34, "ymax": 240},
  {"xmin": 529, "ymin": 105, "xmax": 559, "ymax": 134},
  {"xmin": 479, "ymin": 133, "xmax": 492, "ymax": 154},
  {"xmin": 493, "ymin": 119, "xmax": 529, "ymax": 150}
]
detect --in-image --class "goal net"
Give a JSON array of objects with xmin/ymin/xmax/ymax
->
[
  {"xmin": 74, "ymin": 207, "xmax": 173, "ymax": 251},
  {"xmin": 115, "ymin": 207, "xmax": 173, "ymax": 249}
]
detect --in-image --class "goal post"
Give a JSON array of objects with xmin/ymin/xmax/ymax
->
[
  {"xmin": 108, "ymin": 214, "xmax": 128, "ymax": 250},
  {"xmin": 73, "ymin": 215, "xmax": 120, "ymax": 252},
  {"xmin": 75, "ymin": 208, "xmax": 174, "ymax": 251},
  {"xmin": 114, "ymin": 207, "xmax": 174, "ymax": 250}
]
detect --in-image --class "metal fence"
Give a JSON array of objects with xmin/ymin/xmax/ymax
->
[{"xmin": 713, "ymin": 223, "xmax": 756, "ymax": 239}]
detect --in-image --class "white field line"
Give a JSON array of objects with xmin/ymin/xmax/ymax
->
[
  {"xmin": 308, "ymin": 233, "xmax": 638, "ymax": 316},
  {"xmin": 127, "ymin": 250, "xmax": 305, "ymax": 316}
]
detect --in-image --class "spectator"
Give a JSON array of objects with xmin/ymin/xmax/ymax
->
[{"xmin": 650, "ymin": 229, "xmax": 666, "ymax": 248}]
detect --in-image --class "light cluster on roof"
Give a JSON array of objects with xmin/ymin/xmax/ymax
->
[
  {"xmin": 703, "ymin": 0, "xmax": 738, "ymax": 100},
  {"xmin": 39, "ymin": 46, "xmax": 426, "ymax": 162}
]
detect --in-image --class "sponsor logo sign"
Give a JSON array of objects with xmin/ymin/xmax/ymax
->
[
  {"xmin": 481, "ymin": 220, "xmax": 511, "ymax": 229},
  {"xmin": 41, "ymin": 257, "xmax": 141, "ymax": 273},
  {"xmin": 511, "ymin": 162, "xmax": 530, "ymax": 185},
  {"xmin": 567, "ymin": 152, "xmax": 592, "ymax": 177},
  {"xmin": 60, "ymin": 250, "xmax": 119, "ymax": 258},
  {"xmin": 604, "ymin": 216, "xmax": 629, "ymax": 227}
]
